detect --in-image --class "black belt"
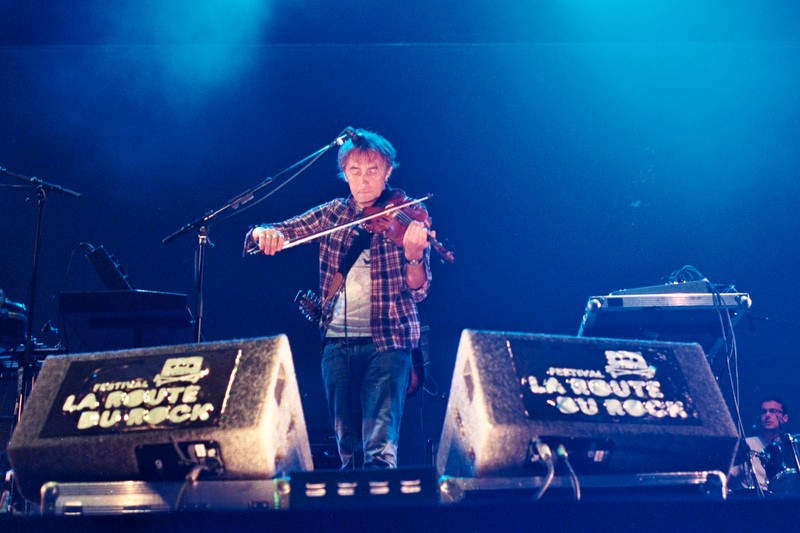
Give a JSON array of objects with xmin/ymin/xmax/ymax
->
[{"xmin": 325, "ymin": 336, "xmax": 373, "ymax": 347}]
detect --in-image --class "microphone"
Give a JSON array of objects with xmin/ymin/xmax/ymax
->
[
  {"xmin": 345, "ymin": 127, "xmax": 360, "ymax": 143},
  {"xmin": 334, "ymin": 127, "xmax": 360, "ymax": 147}
]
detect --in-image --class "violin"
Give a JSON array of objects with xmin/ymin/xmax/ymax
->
[
  {"xmin": 362, "ymin": 189, "xmax": 454, "ymax": 263},
  {"xmin": 246, "ymin": 189, "xmax": 454, "ymax": 263}
]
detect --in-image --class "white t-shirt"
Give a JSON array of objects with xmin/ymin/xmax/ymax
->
[{"xmin": 326, "ymin": 249, "xmax": 372, "ymax": 337}]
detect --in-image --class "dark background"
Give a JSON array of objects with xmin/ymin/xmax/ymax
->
[{"xmin": 2, "ymin": 1, "xmax": 799, "ymax": 465}]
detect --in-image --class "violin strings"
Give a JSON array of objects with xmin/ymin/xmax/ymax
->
[
  {"xmin": 391, "ymin": 204, "xmax": 418, "ymax": 227},
  {"xmin": 383, "ymin": 202, "xmax": 453, "ymax": 262},
  {"xmin": 390, "ymin": 206, "xmax": 436, "ymax": 244}
]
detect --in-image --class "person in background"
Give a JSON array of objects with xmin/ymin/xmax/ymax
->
[{"xmin": 729, "ymin": 396, "xmax": 789, "ymax": 494}]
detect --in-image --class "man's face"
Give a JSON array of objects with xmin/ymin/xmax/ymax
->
[
  {"xmin": 760, "ymin": 400, "xmax": 788, "ymax": 431},
  {"xmin": 342, "ymin": 150, "xmax": 392, "ymax": 209}
]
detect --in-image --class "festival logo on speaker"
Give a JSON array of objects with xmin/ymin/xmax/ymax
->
[
  {"xmin": 42, "ymin": 349, "xmax": 241, "ymax": 437},
  {"xmin": 516, "ymin": 346, "xmax": 700, "ymax": 424}
]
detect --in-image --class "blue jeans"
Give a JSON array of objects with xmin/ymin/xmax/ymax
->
[{"xmin": 321, "ymin": 338, "xmax": 412, "ymax": 469}]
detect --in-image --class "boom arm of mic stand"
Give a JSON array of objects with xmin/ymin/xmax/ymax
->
[
  {"xmin": 160, "ymin": 131, "xmax": 346, "ymax": 344},
  {"xmin": 162, "ymin": 131, "xmax": 346, "ymax": 244},
  {"xmin": 0, "ymin": 166, "xmax": 83, "ymax": 198}
]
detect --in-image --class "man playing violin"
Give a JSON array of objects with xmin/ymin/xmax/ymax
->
[{"xmin": 247, "ymin": 128, "xmax": 432, "ymax": 469}]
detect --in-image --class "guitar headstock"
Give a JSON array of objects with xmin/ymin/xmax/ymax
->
[{"xmin": 294, "ymin": 289, "xmax": 322, "ymax": 322}]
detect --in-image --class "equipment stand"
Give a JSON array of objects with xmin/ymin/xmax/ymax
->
[{"xmin": 0, "ymin": 165, "xmax": 81, "ymax": 514}]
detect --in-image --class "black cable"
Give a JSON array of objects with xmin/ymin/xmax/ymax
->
[
  {"xmin": 530, "ymin": 439, "xmax": 555, "ymax": 502},
  {"xmin": 667, "ymin": 265, "xmax": 706, "ymax": 284},
  {"xmin": 55, "ymin": 242, "xmax": 99, "ymax": 351},
  {"xmin": 219, "ymin": 145, "xmax": 330, "ymax": 223},
  {"xmin": 704, "ymin": 279, "xmax": 746, "ymax": 441},
  {"xmin": 59, "ymin": 242, "xmax": 96, "ymax": 296},
  {"xmin": 557, "ymin": 444, "xmax": 581, "ymax": 501},
  {"xmin": 174, "ymin": 464, "xmax": 205, "ymax": 511}
]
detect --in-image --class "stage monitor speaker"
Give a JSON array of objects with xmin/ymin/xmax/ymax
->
[
  {"xmin": 436, "ymin": 330, "xmax": 738, "ymax": 478},
  {"xmin": 8, "ymin": 335, "xmax": 313, "ymax": 502}
]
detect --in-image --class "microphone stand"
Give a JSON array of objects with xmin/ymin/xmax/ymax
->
[
  {"xmin": 738, "ymin": 437, "xmax": 766, "ymax": 498},
  {"xmin": 0, "ymin": 165, "xmax": 81, "ymax": 513},
  {"xmin": 162, "ymin": 130, "xmax": 350, "ymax": 343}
]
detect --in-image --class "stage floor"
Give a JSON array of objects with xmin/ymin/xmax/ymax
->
[
  {"xmin": 3, "ymin": 467, "xmax": 800, "ymax": 533},
  {"xmin": 3, "ymin": 497, "xmax": 800, "ymax": 533}
]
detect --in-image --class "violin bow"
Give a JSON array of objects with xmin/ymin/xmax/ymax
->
[{"xmin": 246, "ymin": 194, "xmax": 431, "ymax": 255}]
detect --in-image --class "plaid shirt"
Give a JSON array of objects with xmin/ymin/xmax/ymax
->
[{"xmin": 269, "ymin": 194, "xmax": 431, "ymax": 352}]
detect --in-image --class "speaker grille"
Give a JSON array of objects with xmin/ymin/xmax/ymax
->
[
  {"xmin": 436, "ymin": 330, "xmax": 738, "ymax": 478},
  {"xmin": 9, "ymin": 336, "xmax": 313, "ymax": 501}
]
